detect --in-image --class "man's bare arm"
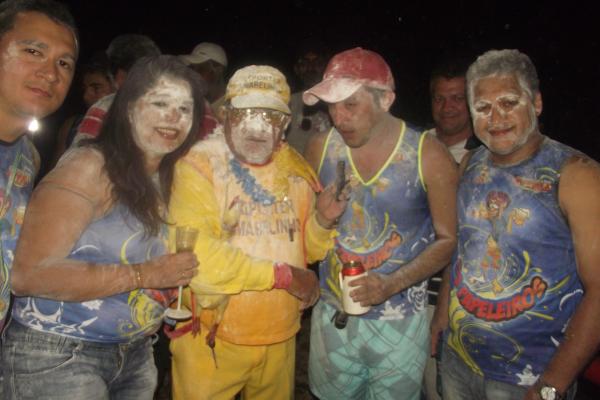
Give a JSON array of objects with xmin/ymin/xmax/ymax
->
[
  {"xmin": 350, "ymin": 135, "xmax": 458, "ymax": 305},
  {"xmin": 430, "ymin": 150, "xmax": 473, "ymax": 355},
  {"xmin": 525, "ymin": 156, "xmax": 600, "ymax": 398}
]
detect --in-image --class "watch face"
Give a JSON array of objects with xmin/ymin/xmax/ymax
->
[{"xmin": 540, "ymin": 386, "xmax": 557, "ymax": 400}]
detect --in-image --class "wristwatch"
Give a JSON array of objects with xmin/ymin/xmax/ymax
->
[{"xmin": 539, "ymin": 384, "xmax": 561, "ymax": 400}]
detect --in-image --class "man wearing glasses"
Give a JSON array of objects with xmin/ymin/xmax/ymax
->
[{"xmin": 167, "ymin": 65, "xmax": 348, "ymax": 400}]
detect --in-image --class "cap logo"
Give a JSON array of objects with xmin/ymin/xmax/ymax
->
[{"xmin": 245, "ymin": 79, "xmax": 275, "ymax": 90}]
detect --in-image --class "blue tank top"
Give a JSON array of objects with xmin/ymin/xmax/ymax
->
[
  {"xmin": 12, "ymin": 203, "xmax": 171, "ymax": 343},
  {"xmin": 317, "ymin": 124, "xmax": 434, "ymax": 320},
  {"xmin": 448, "ymin": 137, "xmax": 583, "ymax": 386},
  {"xmin": 1, "ymin": 136, "xmax": 36, "ymax": 329}
]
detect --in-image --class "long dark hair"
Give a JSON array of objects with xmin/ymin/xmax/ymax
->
[{"xmin": 94, "ymin": 55, "xmax": 205, "ymax": 236}]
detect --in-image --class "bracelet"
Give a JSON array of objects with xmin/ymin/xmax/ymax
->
[
  {"xmin": 132, "ymin": 264, "xmax": 144, "ymax": 288},
  {"xmin": 273, "ymin": 263, "xmax": 293, "ymax": 289}
]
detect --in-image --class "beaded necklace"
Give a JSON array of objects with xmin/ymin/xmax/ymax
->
[{"xmin": 229, "ymin": 158, "xmax": 276, "ymax": 205}]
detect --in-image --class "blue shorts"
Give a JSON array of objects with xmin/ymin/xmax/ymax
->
[
  {"xmin": 2, "ymin": 321, "xmax": 156, "ymax": 400},
  {"xmin": 309, "ymin": 301, "xmax": 428, "ymax": 400}
]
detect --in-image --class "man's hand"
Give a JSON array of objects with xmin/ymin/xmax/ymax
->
[
  {"xmin": 316, "ymin": 182, "xmax": 350, "ymax": 228},
  {"xmin": 348, "ymin": 271, "xmax": 397, "ymax": 306},
  {"xmin": 431, "ymin": 266, "xmax": 451, "ymax": 357},
  {"xmin": 286, "ymin": 266, "xmax": 320, "ymax": 309},
  {"xmin": 430, "ymin": 303, "xmax": 448, "ymax": 357}
]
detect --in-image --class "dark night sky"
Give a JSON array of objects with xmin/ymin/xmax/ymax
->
[{"xmin": 34, "ymin": 0, "xmax": 600, "ymax": 174}]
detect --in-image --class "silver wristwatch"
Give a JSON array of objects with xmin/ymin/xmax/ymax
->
[{"xmin": 539, "ymin": 384, "xmax": 561, "ymax": 400}]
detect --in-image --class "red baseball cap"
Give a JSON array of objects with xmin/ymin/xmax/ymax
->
[{"xmin": 303, "ymin": 47, "xmax": 394, "ymax": 105}]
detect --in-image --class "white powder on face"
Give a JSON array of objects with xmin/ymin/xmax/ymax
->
[
  {"xmin": 2, "ymin": 41, "xmax": 52, "ymax": 70},
  {"xmin": 472, "ymin": 88, "xmax": 537, "ymax": 156},
  {"xmin": 241, "ymin": 113, "xmax": 271, "ymax": 132},
  {"xmin": 229, "ymin": 112, "xmax": 281, "ymax": 165},
  {"xmin": 471, "ymin": 94, "xmax": 526, "ymax": 121},
  {"xmin": 514, "ymin": 100, "xmax": 539, "ymax": 149},
  {"xmin": 130, "ymin": 77, "xmax": 194, "ymax": 161},
  {"xmin": 0, "ymin": 40, "xmax": 49, "ymax": 120},
  {"xmin": 2, "ymin": 42, "xmax": 20, "ymax": 71}
]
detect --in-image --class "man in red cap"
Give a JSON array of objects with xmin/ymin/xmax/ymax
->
[{"xmin": 303, "ymin": 47, "xmax": 458, "ymax": 399}]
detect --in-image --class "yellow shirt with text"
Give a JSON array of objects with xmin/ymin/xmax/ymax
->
[{"xmin": 169, "ymin": 132, "xmax": 334, "ymax": 345}]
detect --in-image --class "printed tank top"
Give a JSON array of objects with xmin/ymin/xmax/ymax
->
[
  {"xmin": 13, "ymin": 203, "xmax": 172, "ymax": 343},
  {"xmin": 447, "ymin": 137, "xmax": 583, "ymax": 386},
  {"xmin": 317, "ymin": 123, "xmax": 434, "ymax": 320}
]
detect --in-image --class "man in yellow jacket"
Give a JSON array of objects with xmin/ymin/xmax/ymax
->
[{"xmin": 168, "ymin": 65, "xmax": 348, "ymax": 400}]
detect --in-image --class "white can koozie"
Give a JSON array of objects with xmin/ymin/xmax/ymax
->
[{"xmin": 340, "ymin": 261, "xmax": 371, "ymax": 315}]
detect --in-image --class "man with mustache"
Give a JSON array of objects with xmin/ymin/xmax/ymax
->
[
  {"xmin": 167, "ymin": 65, "xmax": 348, "ymax": 400},
  {"xmin": 303, "ymin": 47, "xmax": 458, "ymax": 400},
  {"xmin": 436, "ymin": 49, "xmax": 600, "ymax": 400}
]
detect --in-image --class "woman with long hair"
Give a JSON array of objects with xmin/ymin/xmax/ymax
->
[{"xmin": 3, "ymin": 55, "xmax": 204, "ymax": 399}]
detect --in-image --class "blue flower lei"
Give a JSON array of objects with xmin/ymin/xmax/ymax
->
[{"xmin": 229, "ymin": 158, "xmax": 276, "ymax": 205}]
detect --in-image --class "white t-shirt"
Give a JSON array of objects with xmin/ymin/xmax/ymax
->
[{"xmin": 425, "ymin": 128, "xmax": 469, "ymax": 163}]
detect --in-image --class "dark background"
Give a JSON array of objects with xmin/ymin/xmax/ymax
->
[
  {"xmin": 34, "ymin": 0, "xmax": 599, "ymax": 176},
  {"xmin": 24, "ymin": 2, "xmax": 600, "ymax": 396}
]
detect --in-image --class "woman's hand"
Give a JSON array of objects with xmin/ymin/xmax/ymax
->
[{"xmin": 137, "ymin": 252, "xmax": 198, "ymax": 289}]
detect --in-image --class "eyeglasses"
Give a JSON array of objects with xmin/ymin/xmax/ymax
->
[{"xmin": 228, "ymin": 108, "xmax": 288, "ymax": 126}]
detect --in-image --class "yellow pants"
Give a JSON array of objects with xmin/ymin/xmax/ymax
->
[{"xmin": 170, "ymin": 329, "xmax": 296, "ymax": 400}]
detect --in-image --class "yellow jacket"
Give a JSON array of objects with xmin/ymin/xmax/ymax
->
[{"xmin": 169, "ymin": 132, "xmax": 334, "ymax": 345}]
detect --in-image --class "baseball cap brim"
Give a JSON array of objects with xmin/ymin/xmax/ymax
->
[
  {"xmin": 231, "ymin": 93, "xmax": 291, "ymax": 114},
  {"xmin": 302, "ymin": 77, "xmax": 363, "ymax": 105},
  {"xmin": 179, "ymin": 54, "xmax": 211, "ymax": 66}
]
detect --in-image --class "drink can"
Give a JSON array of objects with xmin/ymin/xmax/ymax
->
[{"xmin": 340, "ymin": 261, "xmax": 370, "ymax": 315}]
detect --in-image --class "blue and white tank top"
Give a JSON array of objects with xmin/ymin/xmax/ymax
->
[
  {"xmin": 447, "ymin": 137, "xmax": 583, "ymax": 386},
  {"xmin": 12, "ymin": 203, "xmax": 172, "ymax": 343},
  {"xmin": 317, "ymin": 123, "xmax": 434, "ymax": 320}
]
